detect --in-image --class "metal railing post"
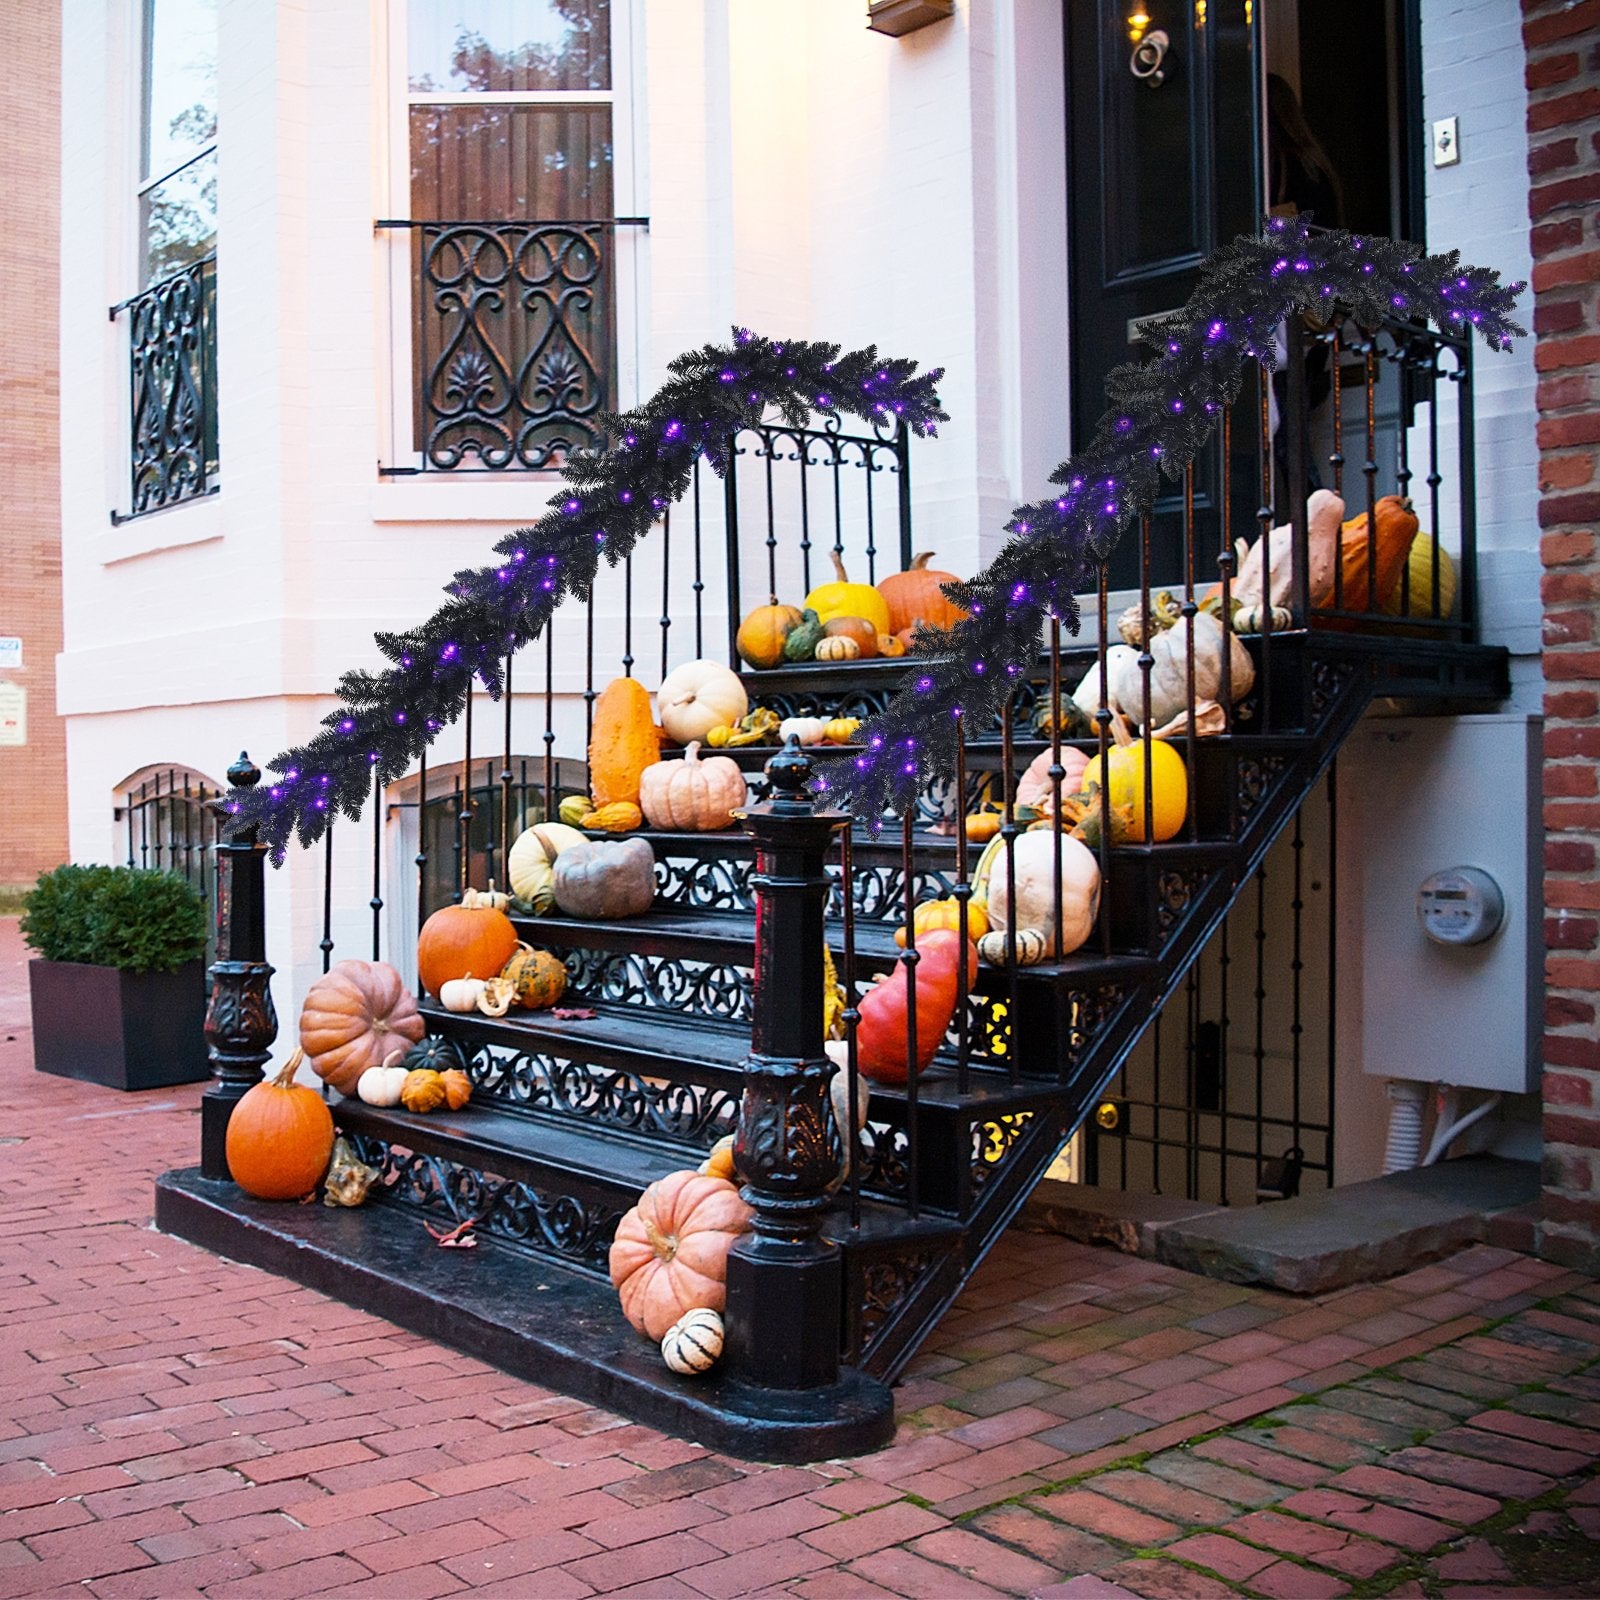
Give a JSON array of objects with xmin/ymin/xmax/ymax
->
[
  {"xmin": 724, "ymin": 739, "xmax": 846, "ymax": 1390},
  {"xmin": 1284, "ymin": 315, "xmax": 1312, "ymax": 626},
  {"xmin": 199, "ymin": 753, "xmax": 278, "ymax": 1180}
]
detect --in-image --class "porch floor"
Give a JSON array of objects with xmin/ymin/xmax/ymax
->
[{"xmin": 4, "ymin": 917, "xmax": 1599, "ymax": 1600}]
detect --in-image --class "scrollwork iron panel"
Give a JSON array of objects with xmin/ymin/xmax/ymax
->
[
  {"xmin": 970, "ymin": 1111, "xmax": 1037, "ymax": 1193},
  {"xmin": 562, "ymin": 947, "xmax": 754, "ymax": 1022},
  {"xmin": 115, "ymin": 257, "xmax": 218, "ymax": 519}
]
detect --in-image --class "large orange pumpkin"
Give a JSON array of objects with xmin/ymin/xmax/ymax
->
[
  {"xmin": 416, "ymin": 889, "xmax": 520, "ymax": 999},
  {"xmin": 226, "ymin": 1048, "xmax": 336, "ymax": 1201},
  {"xmin": 608, "ymin": 1170, "xmax": 753, "ymax": 1341},
  {"xmin": 589, "ymin": 676, "xmax": 659, "ymax": 805},
  {"xmin": 298, "ymin": 959, "xmax": 426, "ymax": 1095},
  {"xmin": 1317, "ymin": 495, "xmax": 1419, "ymax": 623},
  {"xmin": 877, "ymin": 552, "xmax": 968, "ymax": 635}
]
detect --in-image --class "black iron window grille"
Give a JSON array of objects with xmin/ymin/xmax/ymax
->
[
  {"xmin": 116, "ymin": 766, "xmax": 223, "ymax": 975},
  {"xmin": 110, "ymin": 256, "xmax": 219, "ymax": 522},
  {"xmin": 380, "ymin": 217, "xmax": 646, "ymax": 473}
]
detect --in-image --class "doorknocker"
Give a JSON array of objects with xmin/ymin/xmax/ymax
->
[{"xmin": 1130, "ymin": 28, "xmax": 1169, "ymax": 88}]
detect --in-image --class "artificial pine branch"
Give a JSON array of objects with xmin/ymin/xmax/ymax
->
[{"xmin": 817, "ymin": 216, "xmax": 1524, "ymax": 822}]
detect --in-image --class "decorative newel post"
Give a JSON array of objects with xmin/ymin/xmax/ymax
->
[
  {"xmin": 200, "ymin": 753, "xmax": 278, "ymax": 1179},
  {"xmin": 724, "ymin": 739, "xmax": 847, "ymax": 1390}
]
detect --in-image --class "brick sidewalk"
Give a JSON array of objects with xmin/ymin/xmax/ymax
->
[{"xmin": 3, "ymin": 916, "xmax": 1599, "ymax": 1599}]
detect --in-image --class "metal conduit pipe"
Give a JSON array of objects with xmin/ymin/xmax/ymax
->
[{"xmin": 1382, "ymin": 1079, "xmax": 1428, "ymax": 1175}]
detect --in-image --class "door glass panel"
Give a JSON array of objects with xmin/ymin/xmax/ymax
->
[
  {"xmin": 409, "ymin": 0, "xmax": 610, "ymax": 92},
  {"xmin": 140, "ymin": 148, "xmax": 217, "ymax": 283}
]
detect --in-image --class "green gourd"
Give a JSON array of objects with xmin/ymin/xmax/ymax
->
[{"xmin": 782, "ymin": 608, "xmax": 825, "ymax": 663}]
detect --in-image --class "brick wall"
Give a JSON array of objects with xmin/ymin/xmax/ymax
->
[
  {"xmin": 1527, "ymin": 0, "xmax": 1600, "ymax": 1270},
  {"xmin": 0, "ymin": 0, "xmax": 65, "ymax": 893}
]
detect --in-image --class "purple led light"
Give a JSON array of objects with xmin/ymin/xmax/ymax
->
[{"xmin": 339, "ymin": 718, "xmax": 355, "ymax": 732}]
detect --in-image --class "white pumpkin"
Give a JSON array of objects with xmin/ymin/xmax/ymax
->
[
  {"xmin": 661, "ymin": 1308, "xmax": 725, "ymax": 1375},
  {"xmin": 506, "ymin": 822, "xmax": 587, "ymax": 912},
  {"xmin": 657, "ymin": 659, "xmax": 748, "ymax": 745},
  {"xmin": 1121, "ymin": 610, "xmax": 1256, "ymax": 729},
  {"xmin": 1234, "ymin": 488, "xmax": 1344, "ymax": 610},
  {"xmin": 438, "ymin": 977, "xmax": 485, "ymax": 1014},
  {"xmin": 778, "ymin": 716, "xmax": 829, "ymax": 747},
  {"xmin": 984, "ymin": 831, "xmax": 1101, "ymax": 959},
  {"xmin": 638, "ymin": 743, "xmax": 748, "ymax": 832},
  {"xmin": 357, "ymin": 1064, "xmax": 410, "ymax": 1106},
  {"xmin": 1072, "ymin": 645, "xmax": 1140, "ymax": 722}
]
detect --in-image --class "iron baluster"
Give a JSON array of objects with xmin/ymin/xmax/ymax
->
[
  {"xmin": 692, "ymin": 459, "xmax": 705, "ymax": 659},
  {"xmin": 1218, "ymin": 408, "xmax": 1235, "ymax": 737},
  {"xmin": 863, "ymin": 439, "xmax": 878, "ymax": 585},
  {"xmin": 1182, "ymin": 464, "xmax": 1198, "ymax": 841},
  {"xmin": 622, "ymin": 551, "xmax": 634, "ymax": 678},
  {"xmin": 1363, "ymin": 336, "xmax": 1380, "ymax": 611},
  {"xmin": 1329, "ymin": 321, "xmax": 1345, "ymax": 495},
  {"xmin": 724, "ymin": 440, "xmax": 741, "ymax": 671},
  {"xmin": 1253, "ymin": 863, "xmax": 1268, "ymax": 1175},
  {"xmin": 999, "ymin": 694, "xmax": 1021, "ymax": 1091},
  {"xmin": 500, "ymin": 652, "xmax": 514, "ymax": 886},
  {"xmin": 320, "ymin": 823, "xmax": 334, "ymax": 975},
  {"xmin": 724, "ymin": 739, "xmax": 846, "ymax": 1392},
  {"xmin": 1291, "ymin": 807, "xmax": 1305, "ymax": 1152},
  {"xmin": 1456, "ymin": 339, "xmax": 1478, "ymax": 639},
  {"xmin": 201, "ymin": 753, "xmax": 278, "ymax": 1181},
  {"xmin": 764, "ymin": 438, "xmax": 778, "ymax": 603},
  {"xmin": 139, "ymin": 778, "xmax": 149, "ymax": 868},
  {"xmin": 544, "ymin": 624, "xmax": 556, "ymax": 824},
  {"xmin": 900, "ymin": 807, "xmax": 920, "ymax": 1217},
  {"xmin": 1217, "ymin": 916, "xmax": 1231, "ymax": 1205},
  {"xmin": 1284, "ymin": 315, "xmax": 1312, "ymax": 626},
  {"xmin": 952, "ymin": 715, "xmax": 972, "ymax": 1095},
  {"xmin": 840, "ymin": 826, "xmax": 862, "ymax": 1233},
  {"xmin": 371, "ymin": 766, "xmax": 383, "ymax": 961},
  {"xmin": 458, "ymin": 690, "xmax": 473, "ymax": 899},
  {"xmin": 415, "ymin": 743, "xmax": 428, "ymax": 937},
  {"xmin": 585, "ymin": 587, "xmax": 597, "ymax": 797},
  {"xmin": 451, "ymin": 772, "xmax": 464, "ymax": 902},
  {"xmin": 1138, "ymin": 514, "xmax": 1154, "ymax": 840},
  {"xmin": 1049, "ymin": 618, "xmax": 1065, "ymax": 962},
  {"xmin": 660, "ymin": 504, "xmax": 673, "ymax": 681},
  {"xmin": 1395, "ymin": 337, "xmax": 1415, "ymax": 618},
  {"xmin": 798, "ymin": 435, "xmax": 813, "ymax": 595},
  {"xmin": 1256, "ymin": 364, "xmax": 1274, "ymax": 728},
  {"xmin": 896, "ymin": 419, "xmax": 913, "ymax": 574},
  {"xmin": 1095, "ymin": 565, "xmax": 1113, "ymax": 956}
]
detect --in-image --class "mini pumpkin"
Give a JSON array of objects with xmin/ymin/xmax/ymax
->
[
  {"xmin": 417, "ymin": 891, "xmax": 520, "ymax": 1000},
  {"xmin": 778, "ymin": 716, "xmax": 829, "ymax": 747},
  {"xmin": 553, "ymin": 838, "xmax": 657, "ymax": 918},
  {"xmin": 895, "ymin": 896, "xmax": 989, "ymax": 948},
  {"xmin": 639, "ymin": 742, "xmax": 747, "ymax": 832},
  {"xmin": 661, "ymin": 1308, "xmax": 725, "ymax": 1375},
  {"xmin": 876, "ymin": 634, "xmax": 907, "ymax": 658},
  {"xmin": 500, "ymin": 946, "xmax": 568, "ymax": 1010},
  {"xmin": 559, "ymin": 794, "xmax": 593, "ymax": 828},
  {"xmin": 581, "ymin": 800, "xmax": 644, "ymax": 833},
  {"xmin": 609, "ymin": 1170, "xmax": 753, "ymax": 1342},
  {"xmin": 440, "ymin": 1068, "xmax": 473, "ymax": 1111},
  {"xmin": 823, "ymin": 718, "xmax": 861, "ymax": 744},
  {"xmin": 438, "ymin": 976, "xmax": 485, "ymax": 1014},
  {"xmin": 782, "ymin": 609, "xmax": 826, "ymax": 663},
  {"xmin": 225, "ymin": 1048, "xmax": 335, "ymax": 1202},
  {"xmin": 400, "ymin": 1068, "xmax": 449, "ymax": 1114},
  {"xmin": 299, "ymin": 960, "xmax": 426, "ymax": 1095},
  {"xmin": 657, "ymin": 659, "xmax": 748, "ymax": 745},
  {"xmin": 814, "ymin": 635, "xmax": 860, "ymax": 662},
  {"xmin": 978, "ymin": 928, "xmax": 1048, "ymax": 967},
  {"xmin": 357, "ymin": 1061, "xmax": 410, "ymax": 1107}
]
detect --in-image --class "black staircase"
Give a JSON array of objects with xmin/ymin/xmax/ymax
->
[{"xmin": 156, "ymin": 305, "xmax": 1508, "ymax": 1461}]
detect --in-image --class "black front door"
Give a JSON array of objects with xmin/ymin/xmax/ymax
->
[{"xmin": 1066, "ymin": 1, "xmax": 1264, "ymax": 589}]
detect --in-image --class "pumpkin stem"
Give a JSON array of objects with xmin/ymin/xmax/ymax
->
[
  {"xmin": 1109, "ymin": 711, "xmax": 1136, "ymax": 748},
  {"xmin": 909, "ymin": 551, "xmax": 934, "ymax": 571},
  {"xmin": 643, "ymin": 1216, "xmax": 678, "ymax": 1261},
  {"xmin": 683, "ymin": 741, "xmax": 701, "ymax": 765},
  {"xmin": 382, "ymin": 1049, "xmax": 405, "ymax": 1070},
  {"xmin": 270, "ymin": 1048, "xmax": 307, "ymax": 1089},
  {"xmin": 828, "ymin": 548, "xmax": 851, "ymax": 586}
]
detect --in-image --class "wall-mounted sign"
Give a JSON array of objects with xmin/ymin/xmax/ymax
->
[
  {"xmin": 0, "ymin": 638, "xmax": 21, "ymax": 669},
  {"xmin": 0, "ymin": 682, "xmax": 25, "ymax": 747}
]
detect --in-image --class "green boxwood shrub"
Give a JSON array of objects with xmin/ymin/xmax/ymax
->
[{"xmin": 21, "ymin": 865, "xmax": 209, "ymax": 974}]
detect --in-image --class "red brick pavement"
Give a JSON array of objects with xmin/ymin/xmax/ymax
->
[{"xmin": 3, "ymin": 916, "xmax": 1599, "ymax": 1598}]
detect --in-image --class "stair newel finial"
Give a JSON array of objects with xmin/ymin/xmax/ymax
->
[
  {"xmin": 725, "ymin": 736, "xmax": 849, "ymax": 1391},
  {"xmin": 200, "ymin": 752, "xmax": 279, "ymax": 1180}
]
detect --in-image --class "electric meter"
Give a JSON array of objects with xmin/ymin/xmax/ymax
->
[{"xmin": 1416, "ymin": 866, "xmax": 1504, "ymax": 947}]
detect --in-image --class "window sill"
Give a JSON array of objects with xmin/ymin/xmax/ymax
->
[
  {"xmin": 95, "ymin": 493, "xmax": 224, "ymax": 566},
  {"xmin": 371, "ymin": 473, "xmax": 565, "ymax": 525}
]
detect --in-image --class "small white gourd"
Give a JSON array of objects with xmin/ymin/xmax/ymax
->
[
  {"xmin": 438, "ymin": 976, "xmax": 485, "ymax": 1014},
  {"xmin": 660, "ymin": 1308, "xmax": 725, "ymax": 1375},
  {"xmin": 977, "ymin": 929, "xmax": 1049, "ymax": 968},
  {"xmin": 357, "ymin": 1063, "xmax": 410, "ymax": 1107},
  {"xmin": 778, "ymin": 716, "xmax": 829, "ymax": 747}
]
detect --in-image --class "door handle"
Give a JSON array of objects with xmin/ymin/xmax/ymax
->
[{"xmin": 1130, "ymin": 28, "xmax": 1169, "ymax": 88}]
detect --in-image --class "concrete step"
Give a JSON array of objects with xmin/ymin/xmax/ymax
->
[{"xmin": 1021, "ymin": 1155, "xmax": 1540, "ymax": 1295}]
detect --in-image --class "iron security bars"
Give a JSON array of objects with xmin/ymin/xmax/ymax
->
[
  {"xmin": 379, "ymin": 218, "xmax": 645, "ymax": 472},
  {"xmin": 110, "ymin": 255, "xmax": 219, "ymax": 521}
]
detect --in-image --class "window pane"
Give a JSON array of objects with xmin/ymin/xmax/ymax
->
[
  {"xmin": 140, "ymin": 148, "xmax": 217, "ymax": 284},
  {"xmin": 143, "ymin": 0, "xmax": 217, "ymax": 185},
  {"xmin": 409, "ymin": 0, "xmax": 610, "ymax": 93},
  {"xmin": 410, "ymin": 104, "xmax": 612, "ymax": 220}
]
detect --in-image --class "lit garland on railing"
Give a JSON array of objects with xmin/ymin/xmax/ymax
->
[
  {"xmin": 230, "ymin": 333, "xmax": 947, "ymax": 861},
  {"xmin": 818, "ymin": 216, "xmax": 1525, "ymax": 822}
]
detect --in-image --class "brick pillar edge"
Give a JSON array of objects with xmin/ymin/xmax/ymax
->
[{"xmin": 1526, "ymin": 0, "xmax": 1600, "ymax": 1271}]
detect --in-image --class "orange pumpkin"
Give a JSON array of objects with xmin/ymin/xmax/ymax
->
[
  {"xmin": 440, "ymin": 1068, "xmax": 473, "ymax": 1110},
  {"xmin": 608, "ymin": 1170, "xmax": 753, "ymax": 1341},
  {"xmin": 877, "ymin": 552, "xmax": 968, "ymax": 635},
  {"xmin": 876, "ymin": 634, "xmax": 907, "ymax": 659},
  {"xmin": 736, "ymin": 604, "xmax": 804, "ymax": 670},
  {"xmin": 298, "ymin": 959, "xmax": 426, "ymax": 1095},
  {"xmin": 822, "ymin": 616, "xmax": 879, "ymax": 658},
  {"xmin": 225, "ymin": 1048, "xmax": 335, "ymax": 1201},
  {"xmin": 416, "ymin": 889, "xmax": 520, "ymax": 999},
  {"xmin": 1318, "ymin": 495, "xmax": 1419, "ymax": 622},
  {"xmin": 590, "ymin": 676, "xmax": 659, "ymax": 806},
  {"xmin": 895, "ymin": 618, "xmax": 930, "ymax": 650},
  {"xmin": 501, "ymin": 944, "xmax": 568, "ymax": 1010}
]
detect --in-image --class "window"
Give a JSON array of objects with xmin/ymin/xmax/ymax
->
[
  {"xmin": 395, "ymin": 1, "xmax": 634, "ymax": 471},
  {"xmin": 113, "ymin": 0, "xmax": 219, "ymax": 520}
]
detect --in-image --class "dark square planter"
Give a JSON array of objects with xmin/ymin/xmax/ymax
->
[{"xmin": 29, "ymin": 959, "xmax": 211, "ymax": 1090}]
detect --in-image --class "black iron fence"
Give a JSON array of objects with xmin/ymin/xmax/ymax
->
[
  {"xmin": 378, "ymin": 218, "xmax": 646, "ymax": 472},
  {"xmin": 117, "ymin": 767, "xmax": 223, "ymax": 971},
  {"xmin": 110, "ymin": 256, "xmax": 219, "ymax": 522}
]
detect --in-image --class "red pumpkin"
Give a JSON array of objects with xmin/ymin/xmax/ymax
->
[
  {"xmin": 225, "ymin": 1048, "xmax": 336, "ymax": 1201},
  {"xmin": 856, "ymin": 929, "xmax": 979, "ymax": 1085},
  {"xmin": 608, "ymin": 1170, "xmax": 753, "ymax": 1341},
  {"xmin": 416, "ymin": 889, "xmax": 520, "ymax": 998}
]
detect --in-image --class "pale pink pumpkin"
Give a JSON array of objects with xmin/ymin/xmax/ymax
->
[{"xmin": 608, "ymin": 1170, "xmax": 753, "ymax": 1341}]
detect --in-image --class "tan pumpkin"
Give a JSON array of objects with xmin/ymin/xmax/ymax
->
[
  {"xmin": 1016, "ymin": 746, "xmax": 1092, "ymax": 813},
  {"xmin": 298, "ymin": 960, "xmax": 426, "ymax": 1095},
  {"xmin": 501, "ymin": 945, "xmax": 568, "ymax": 1010},
  {"xmin": 736, "ymin": 604, "xmax": 804, "ymax": 670},
  {"xmin": 609, "ymin": 1170, "xmax": 753, "ymax": 1341},
  {"xmin": 416, "ymin": 891, "xmax": 520, "ymax": 1000},
  {"xmin": 590, "ymin": 676, "xmax": 660, "ymax": 806},
  {"xmin": 582, "ymin": 800, "xmax": 644, "ymax": 832},
  {"xmin": 1110, "ymin": 604, "xmax": 1255, "ymax": 729},
  {"xmin": 814, "ymin": 635, "xmax": 860, "ymax": 662},
  {"xmin": 1233, "ymin": 489, "xmax": 1345, "ymax": 611},
  {"xmin": 639, "ymin": 742, "xmax": 748, "ymax": 832},
  {"xmin": 822, "ymin": 616, "xmax": 879, "ymax": 659},
  {"xmin": 438, "ymin": 976, "xmax": 485, "ymax": 1014},
  {"xmin": 657, "ymin": 659, "xmax": 748, "ymax": 746},
  {"xmin": 877, "ymin": 552, "xmax": 968, "ymax": 634},
  {"xmin": 225, "ymin": 1049, "xmax": 335, "ymax": 1202},
  {"xmin": 506, "ymin": 822, "xmax": 587, "ymax": 911},
  {"xmin": 981, "ymin": 831, "xmax": 1102, "ymax": 958}
]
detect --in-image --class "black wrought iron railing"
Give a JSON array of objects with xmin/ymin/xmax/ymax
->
[
  {"xmin": 378, "ymin": 217, "xmax": 646, "ymax": 473},
  {"xmin": 110, "ymin": 256, "xmax": 219, "ymax": 522}
]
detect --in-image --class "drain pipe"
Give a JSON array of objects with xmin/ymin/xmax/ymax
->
[
  {"xmin": 1423, "ymin": 1090, "xmax": 1502, "ymax": 1167},
  {"xmin": 1382, "ymin": 1080, "xmax": 1427, "ymax": 1175}
]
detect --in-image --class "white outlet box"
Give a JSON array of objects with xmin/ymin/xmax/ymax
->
[{"xmin": 1433, "ymin": 116, "xmax": 1461, "ymax": 167}]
